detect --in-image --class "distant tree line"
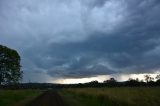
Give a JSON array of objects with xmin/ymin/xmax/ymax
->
[{"xmin": 1, "ymin": 74, "xmax": 160, "ymax": 89}]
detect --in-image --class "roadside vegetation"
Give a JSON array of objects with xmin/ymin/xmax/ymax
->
[
  {"xmin": 0, "ymin": 90, "xmax": 42, "ymax": 106},
  {"xmin": 60, "ymin": 87, "xmax": 160, "ymax": 106}
]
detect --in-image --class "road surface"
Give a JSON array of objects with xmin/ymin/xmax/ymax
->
[{"xmin": 26, "ymin": 90, "xmax": 66, "ymax": 106}]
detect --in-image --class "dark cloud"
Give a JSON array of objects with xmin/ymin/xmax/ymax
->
[{"xmin": 0, "ymin": 0, "xmax": 160, "ymax": 82}]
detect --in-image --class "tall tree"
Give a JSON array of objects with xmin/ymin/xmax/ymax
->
[{"xmin": 0, "ymin": 45, "xmax": 22, "ymax": 85}]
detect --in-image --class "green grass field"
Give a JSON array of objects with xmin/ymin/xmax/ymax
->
[
  {"xmin": 60, "ymin": 87, "xmax": 160, "ymax": 106},
  {"xmin": 0, "ymin": 90, "xmax": 42, "ymax": 106},
  {"xmin": 1, "ymin": 87, "xmax": 160, "ymax": 106}
]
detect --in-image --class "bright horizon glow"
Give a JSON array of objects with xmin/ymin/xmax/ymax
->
[{"xmin": 54, "ymin": 72, "xmax": 160, "ymax": 84}]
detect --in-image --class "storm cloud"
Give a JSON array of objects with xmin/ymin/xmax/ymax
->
[{"xmin": 0, "ymin": 0, "xmax": 160, "ymax": 82}]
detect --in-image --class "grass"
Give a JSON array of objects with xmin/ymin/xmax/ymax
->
[
  {"xmin": 1, "ymin": 87, "xmax": 160, "ymax": 106},
  {"xmin": 60, "ymin": 87, "xmax": 160, "ymax": 106},
  {"xmin": 0, "ymin": 89, "xmax": 42, "ymax": 106}
]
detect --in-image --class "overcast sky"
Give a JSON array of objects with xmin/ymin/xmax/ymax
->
[{"xmin": 0, "ymin": 0, "xmax": 160, "ymax": 83}]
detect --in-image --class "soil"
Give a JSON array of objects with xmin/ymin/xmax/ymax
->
[{"xmin": 26, "ymin": 90, "xmax": 66, "ymax": 106}]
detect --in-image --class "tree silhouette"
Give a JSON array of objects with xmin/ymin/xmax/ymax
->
[
  {"xmin": 103, "ymin": 78, "xmax": 116, "ymax": 83},
  {"xmin": 144, "ymin": 75, "xmax": 150, "ymax": 83},
  {"xmin": 0, "ymin": 45, "xmax": 22, "ymax": 85},
  {"xmin": 156, "ymin": 74, "xmax": 160, "ymax": 81},
  {"xmin": 144, "ymin": 75, "xmax": 154, "ymax": 83}
]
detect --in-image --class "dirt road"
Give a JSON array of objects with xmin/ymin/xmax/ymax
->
[{"xmin": 26, "ymin": 90, "xmax": 66, "ymax": 106}]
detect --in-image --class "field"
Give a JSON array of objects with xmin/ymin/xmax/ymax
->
[
  {"xmin": 0, "ymin": 90, "xmax": 42, "ymax": 106},
  {"xmin": 60, "ymin": 87, "xmax": 160, "ymax": 106},
  {"xmin": 0, "ymin": 87, "xmax": 160, "ymax": 106}
]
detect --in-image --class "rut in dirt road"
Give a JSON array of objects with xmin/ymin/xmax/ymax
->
[{"xmin": 26, "ymin": 90, "xmax": 67, "ymax": 106}]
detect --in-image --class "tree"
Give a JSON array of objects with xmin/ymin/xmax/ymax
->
[
  {"xmin": 144, "ymin": 75, "xmax": 154, "ymax": 83},
  {"xmin": 135, "ymin": 78, "xmax": 139, "ymax": 82},
  {"xmin": 156, "ymin": 74, "xmax": 160, "ymax": 81},
  {"xmin": 0, "ymin": 45, "xmax": 22, "ymax": 85},
  {"xmin": 144, "ymin": 75, "xmax": 150, "ymax": 83},
  {"xmin": 103, "ymin": 78, "xmax": 116, "ymax": 83}
]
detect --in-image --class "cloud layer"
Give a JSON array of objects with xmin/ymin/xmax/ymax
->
[{"xmin": 0, "ymin": 0, "xmax": 160, "ymax": 82}]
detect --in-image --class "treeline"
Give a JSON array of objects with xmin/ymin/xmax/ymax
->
[{"xmin": 1, "ymin": 74, "xmax": 160, "ymax": 89}]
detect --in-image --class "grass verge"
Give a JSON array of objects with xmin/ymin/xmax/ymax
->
[{"xmin": 0, "ymin": 89, "xmax": 42, "ymax": 106}]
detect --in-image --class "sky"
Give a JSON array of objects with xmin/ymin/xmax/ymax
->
[{"xmin": 0, "ymin": 0, "xmax": 160, "ymax": 83}]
